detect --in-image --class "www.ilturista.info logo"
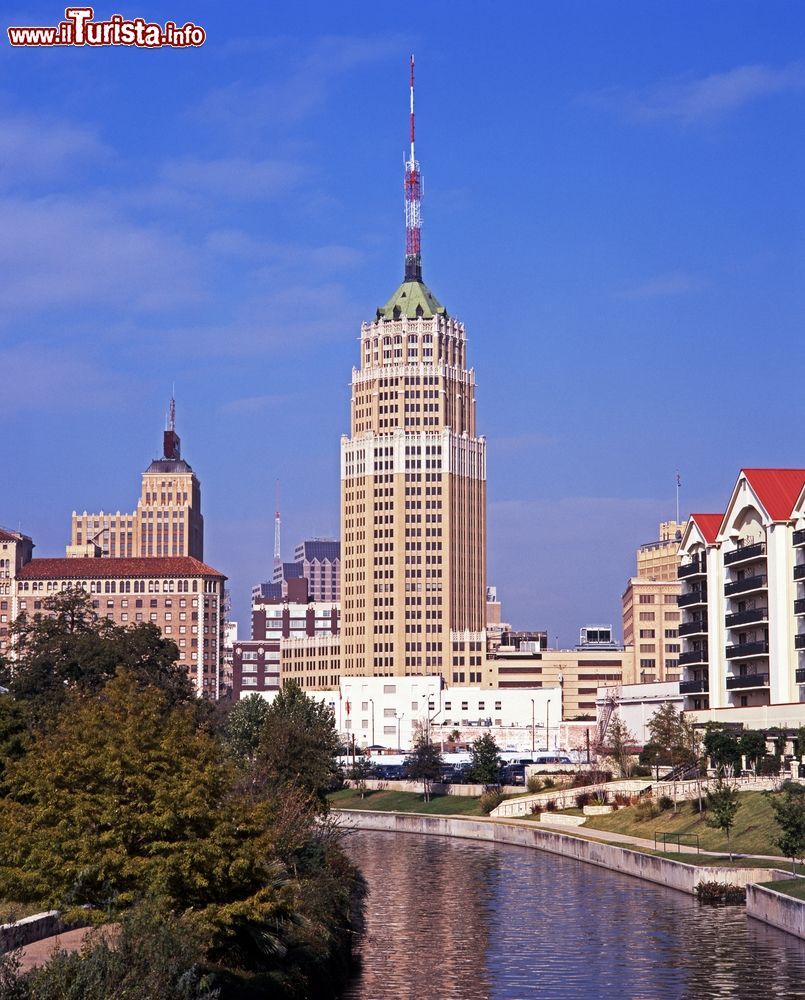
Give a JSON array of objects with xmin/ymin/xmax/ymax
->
[{"xmin": 8, "ymin": 7, "xmax": 206, "ymax": 47}]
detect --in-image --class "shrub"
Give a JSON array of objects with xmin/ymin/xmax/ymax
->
[
  {"xmin": 695, "ymin": 880, "xmax": 746, "ymax": 905},
  {"xmin": 542, "ymin": 777, "xmax": 555, "ymax": 789},
  {"xmin": 657, "ymin": 795, "xmax": 674, "ymax": 812},
  {"xmin": 479, "ymin": 789, "xmax": 504, "ymax": 815},
  {"xmin": 544, "ymin": 800, "xmax": 558, "ymax": 812},
  {"xmin": 632, "ymin": 764, "xmax": 653, "ymax": 778},
  {"xmin": 571, "ymin": 770, "xmax": 612, "ymax": 788},
  {"xmin": 530, "ymin": 802, "xmax": 542, "ymax": 816},
  {"xmin": 526, "ymin": 774, "xmax": 543, "ymax": 794},
  {"xmin": 613, "ymin": 792, "xmax": 635, "ymax": 807},
  {"xmin": 575, "ymin": 791, "xmax": 592, "ymax": 809},
  {"xmin": 634, "ymin": 798, "xmax": 659, "ymax": 822},
  {"xmin": 759, "ymin": 755, "xmax": 781, "ymax": 776}
]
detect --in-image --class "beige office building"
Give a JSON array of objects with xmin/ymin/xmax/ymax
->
[
  {"xmin": 622, "ymin": 520, "xmax": 685, "ymax": 684},
  {"xmin": 340, "ymin": 279, "xmax": 486, "ymax": 681},
  {"xmin": 69, "ymin": 400, "xmax": 203, "ymax": 561}
]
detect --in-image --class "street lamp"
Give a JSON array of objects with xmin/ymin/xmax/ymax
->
[
  {"xmin": 530, "ymin": 698, "xmax": 535, "ymax": 755},
  {"xmin": 369, "ymin": 698, "xmax": 375, "ymax": 747},
  {"xmin": 546, "ymin": 699, "xmax": 551, "ymax": 751},
  {"xmin": 395, "ymin": 712, "xmax": 404, "ymax": 753}
]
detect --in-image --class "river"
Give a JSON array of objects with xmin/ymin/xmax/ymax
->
[{"xmin": 339, "ymin": 829, "xmax": 805, "ymax": 1000}]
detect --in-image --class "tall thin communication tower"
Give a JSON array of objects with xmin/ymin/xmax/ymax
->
[
  {"xmin": 273, "ymin": 480, "xmax": 281, "ymax": 576},
  {"xmin": 404, "ymin": 54, "xmax": 423, "ymax": 282}
]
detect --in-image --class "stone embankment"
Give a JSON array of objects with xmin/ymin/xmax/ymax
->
[
  {"xmin": 747, "ymin": 883, "xmax": 805, "ymax": 941},
  {"xmin": 336, "ymin": 810, "xmax": 788, "ymax": 896}
]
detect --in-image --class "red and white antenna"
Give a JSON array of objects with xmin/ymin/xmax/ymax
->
[
  {"xmin": 273, "ymin": 479, "xmax": 281, "ymax": 573},
  {"xmin": 404, "ymin": 54, "xmax": 423, "ymax": 282}
]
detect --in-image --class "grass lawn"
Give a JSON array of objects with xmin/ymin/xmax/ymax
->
[
  {"xmin": 582, "ymin": 791, "xmax": 783, "ymax": 857},
  {"xmin": 329, "ymin": 787, "xmax": 485, "ymax": 816},
  {"xmin": 759, "ymin": 877, "xmax": 805, "ymax": 900}
]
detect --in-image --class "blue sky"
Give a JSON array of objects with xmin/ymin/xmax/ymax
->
[{"xmin": 4, "ymin": 1, "xmax": 805, "ymax": 645}]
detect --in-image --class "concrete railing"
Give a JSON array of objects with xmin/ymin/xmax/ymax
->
[
  {"xmin": 747, "ymin": 882, "xmax": 805, "ymax": 940},
  {"xmin": 336, "ymin": 810, "xmax": 790, "ymax": 898},
  {"xmin": 491, "ymin": 779, "xmax": 651, "ymax": 818},
  {"xmin": 345, "ymin": 778, "xmax": 525, "ymax": 797},
  {"xmin": 0, "ymin": 911, "xmax": 68, "ymax": 952}
]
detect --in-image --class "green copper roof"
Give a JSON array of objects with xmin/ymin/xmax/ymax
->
[{"xmin": 376, "ymin": 280, "xmax": 447, "ymax": 320}]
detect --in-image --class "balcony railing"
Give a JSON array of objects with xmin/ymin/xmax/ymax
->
[
  {"xmin": 726, "ymin": 673, "xmax": 770, "ymax": 690},
  {"xmin": 794, "ymin": 528, "xmax": 805, "ymax": 548},
  {"xmin": 679, "ymin": 649, "xmax": 708, "ymax": 666},
  {"xmin": 795, "ymin": 565, "xmax": 805, "ymax": 582},
  {"xmin": 795, "ymin": 599, "xmax": 805, "ymax": 616},
  {"xmin": 678, "ymin": 559, "xmax": 705, "ymax": 579},
  {"xmin": 679, "ymin": 590, "xmax": 707, "ymax": 608},
  {"xmin": 725, "ymin": 607, "xmax": 769, "ymax": 628},
  {"xmin": 724, "ymin": 575, "xmax": 768, "ymax": 597},
  {"xmin": 725, "ymin": 640, "xmax": 769, "ymax": 660},
  {"xmin": 724, "ymin": 541, "xmax": 766, "ymax": 566},
  {"xmin": 796, "ymin": 667, "xmax": 805, "ymax": 684},
  {"xmin": 795, "ymin": 634, "xmax": 805, "ymax": 651},
  {"xmin": 680, "ymin": 678, "xmax": 708, "ymax": 694},
  {"xmin": 679, "ymin": 619, "xmax": 708, "ymax": 637}
]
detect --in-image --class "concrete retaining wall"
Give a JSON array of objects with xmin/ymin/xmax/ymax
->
[
  {"xmin": 0, "ymin": 912, "xmax": 65, "ymax": 952},
  {"xmin": 335, "ymin": 810, "xmax": 786, "ymax": 896},
  {"xmin": 351, "ymin": 779, "xmax": 523, "ymax": 797},
  {"xmin": 747, "ymin": 883, "xmax": 805, "ymax": 940}
]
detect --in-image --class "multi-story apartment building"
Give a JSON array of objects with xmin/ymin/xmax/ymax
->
[
  {"xmin": 0, "ymin": 529, "xmax": 34, "ymax": 658},
  {"xmin": 258, "ymin": 539, "xmax": 341, "ymax": 604},
  {"xmin": 232, "ymin": 579, "xmax": 340, "ymax": 697},
  {"xmin": 678, "ymin": 469, "xmax": 805, "ymax": 721},
  {"xmin": 622, "ymin": 521, "xmax": 686, "ymax": 685},
  {"xmin": 69, "ymin": 399, "xmax": 203, "ymax": 561},
  {"xmin": 7, "ymin": 548, "xmax": 225, "ymax": 697}
]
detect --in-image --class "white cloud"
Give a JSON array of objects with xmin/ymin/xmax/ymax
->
[
  {"xmin": 588, "ymin": 63, "xmax": 805, "ymax": 125},
  {"xmin": 159, "ymin": 156, "xmax": 309, "ymax": 201},
  {"xmin": 0, "ymin": 113, "xmax": 108, "ymax": 185}
]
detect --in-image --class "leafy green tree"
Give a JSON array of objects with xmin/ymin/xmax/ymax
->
[
  {"xmin": 703, "ymin": 726, "xmax": 741, "ymax": 772},
  {"xmin": 405, "ymin": 731, "xmax": 443, "ymax": 802},
  {"xmin": 645, "ymin": 703, "xmax": 699, "ymax": 769},
  {"xmin": 705, "ymin": 777, "xmax": 742, "ymax": 860},
  {"xmin": 348, "ymin": 757, "xmax": 372, "ymax": 798},
  {"xmin": 222, "ymin": 692, "xmax": 270, "ymax": 764},
  {"xmin": 0, "ymin": 695, "xmax": 28, "ymax": 785},
  {"xmin": 1, "ymin": 588, "xmax": 192, "ymax": 721},
  {"xmin": 739, "ymin": 730, "xmax": 768, "ymax": 770},
  {"xmin": 469, "ymin": 732, "xmax": 502, "ymax": 788},
  {"xmin": 256, "ymin": 681, "xmax": 341, "ymax": 810},
  {"xmin": 769, "ymin": 782, "xmax": 805, "ymax": 875},
  {"xmin": 601, "ymin": 715, "xmax": 636, "ymax": 778}
]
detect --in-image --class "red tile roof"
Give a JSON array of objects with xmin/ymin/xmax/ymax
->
[
  {"xmin": 690, "ymin": 513, "xmax": 723, "ymax": 544},
  {"xmin": 0, "ymin": 528, "xmax": 29, "ymax": 543},
  {"xmin": 742, "ymin": 468, "xmax": 805, "ymax": 521},
  {"xmin": 18, "ymin": 556, "xmax": 225, "ymax": 580}
]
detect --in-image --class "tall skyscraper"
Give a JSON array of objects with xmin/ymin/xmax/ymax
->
[
  {"xmin": 69, "ymin": 398, "xmax": 204, "ymax": 560},
  {"xmin": 340, "ymin": 57, "xmax": 487, "ymax": 681}
]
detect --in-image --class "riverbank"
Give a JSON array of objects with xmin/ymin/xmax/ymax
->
[{"xmin": 335, "ymin": 809, "xmax": 805, "ymax": 943}]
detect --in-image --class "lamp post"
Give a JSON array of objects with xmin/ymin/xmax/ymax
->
[
  {"xmin": 530, "ymin": 698, "xmax": 535, "ymax": 755},
  {"xmin": 396, "ymin": 712, "xmax": 404, "ymax": 753},
  {"xmin": 546, "ymin": 699, "xmax": 551, "ymax": 751},
  {"xmin": 369, "ymin": 698, "xmax": 375, "ymax": 747}
]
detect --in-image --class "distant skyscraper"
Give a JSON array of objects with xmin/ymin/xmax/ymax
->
[
  {"xmin": 340, "ymin": 57, "xmax": 487, "ymax": 681},
  {"xmin": 69, "ymin": 398, "xmax": 204, "ymax": 560}
]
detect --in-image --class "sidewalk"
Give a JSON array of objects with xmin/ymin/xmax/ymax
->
[{"xmin": 499, "ymin": 814, "xmax": 787, "ymax": 863}]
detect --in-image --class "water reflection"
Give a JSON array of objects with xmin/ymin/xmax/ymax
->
[{"xmin": 340, "ymin": 830, "xmax": 805, "ymax": 1000}]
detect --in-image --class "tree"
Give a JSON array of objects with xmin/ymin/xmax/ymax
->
[
  {"xmin": 705, "ymin": 777, "xmax": 742, "ymax": 860},
  {"xmin": 405, "ymin": 732, "xmax": 443, "ymax": 802},
  {"xmin": 256, "ymin": 681, "xmax": 341, "ymax": 810},
  {"xmin": 739, "ymin": 730, "xmax": 768, "ymax": 771},
  {"xmin": 769, "ymin": 782, "xmax": 805, "ymax": 875},
  {"xmin": 703, "ymin": 726, "xmax": 741, "ymax": 772},
  {"xmin": 221, "ymin": 692, "xmax": 270, "ymax": 764},
  {"xmin": 645, "ymin": 704, "xmax": 687, "ymax": 765},
  {"xmin": 348, "ymin": 757, "xmax": 373, "ymax": 798},
  {"xmin": 601, "ymin": 715, "xmax": 636, "ymax": 778},
  {"xmin": 469, "ymin": 733, "xmax": 502, "ymax": 788},
  {"xmin": 1, "ymin": 588, "xmax": 192, "ymax": 721}
]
